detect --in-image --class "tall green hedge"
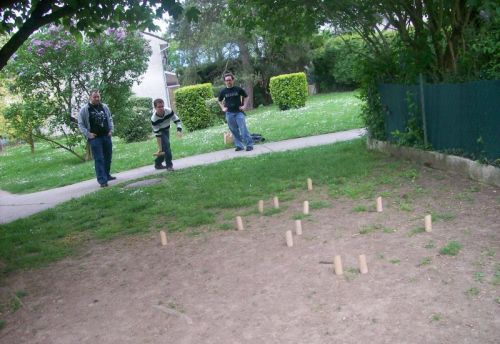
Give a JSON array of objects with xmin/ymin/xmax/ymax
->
[
  {"xmin": 269, "ymin": 72, "xmax": 308, "ymax": 110},
  {"xmin": 174, "ymin": 83, "xmax": 214, "ymax": 131}
]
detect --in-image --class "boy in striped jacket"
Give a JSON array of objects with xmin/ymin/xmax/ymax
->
[{"xmin": 151, "ymin": 98, "xmax": 183, "ymax": 171}]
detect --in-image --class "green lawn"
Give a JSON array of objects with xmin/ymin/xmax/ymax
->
[
  {"xmin": 0, "ymin": 139, "xmax": 417, "ymax": 275},
  {"xmin": 0, "ymin": 91, "xmax": 363, "ymax": 193}
]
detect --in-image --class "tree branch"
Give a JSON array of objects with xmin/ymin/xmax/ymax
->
[
  {"xmin": 0, "ymin": 1, "xmax": 76, "ymax": 70},
  {"xmin": 32, "ymin": 133, "xmax": 85, "ymax": 161}
]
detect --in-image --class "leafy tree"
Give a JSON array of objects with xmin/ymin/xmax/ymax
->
[
  {"xmin": 4, "ymin": 26, "xmax": 151, "ymax": 160},
  {"xmin": 231, "ymin": 0, "xmax": 498, "ymax": 141},
  {"xmin": 227, "ymin": 0, "xmax": 498, "ymax": 81},
  {"xmin": 3, "ymin": 98, "xmax": 51, "ymax": 153},
  {"xmin": 312, "ymin": 33, "xmax": 367, "ymax": 92},
  {"xmin": 169, "ymin": 0, "xmax": 318, "ymax": 109},
  {"xmin": 0, "ymin": 0, "xmax": 189, "ymax": 71}
]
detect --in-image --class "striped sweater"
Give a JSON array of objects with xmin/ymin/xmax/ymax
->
[{"xmin": 151, "ymin": 109, "xmax": 182, "ymax": 137}]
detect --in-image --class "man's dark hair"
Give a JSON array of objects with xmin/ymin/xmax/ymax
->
[
  {"xmin": 223, "ymin": 72, "xmax": 234, "ymax": 81},
  {"xmin": 153, "ymin": 98, "xmax": 164, "ymax": 107},
  {"xmin": 89, "ymin": 89, "xmax": 100, "ymax": 96}
]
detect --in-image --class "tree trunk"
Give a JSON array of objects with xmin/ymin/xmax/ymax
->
[
  {"xmin": 237, "ymin": 40, "xmax": 254, "ymax": 110},
  {"xmin": 85, "ymin": 143, "xmax": 93, "ymax": 161},
  {"xmin": 28, "ymin": 134, "xmax": 35, "ymax": 154}
]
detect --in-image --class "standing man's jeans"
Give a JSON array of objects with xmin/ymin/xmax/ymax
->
[
  {"xmin": 155, "ymin": 130, "xmax": 173, "ymax": 168},
  {"xmin": 225, "ymin": 112, "xmax": 253, "ymax": 149},
  {"xmin": 89, "ymin": 136, "xmax": 113, "ymax": 185}
]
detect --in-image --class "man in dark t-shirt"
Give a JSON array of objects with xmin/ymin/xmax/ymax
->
[
  {"xmin": 78, "ymin": 90, "xmax": 115, "ymax": 187},
  {"xmin": 218, "ymin": 73, "xmax": 253, "ymax": 151}
]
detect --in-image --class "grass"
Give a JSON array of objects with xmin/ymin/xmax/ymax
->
[
  {"xmin": 344, "ymin": 267, "xmax": 360, "ymax": 281},
  {"xmin": 0, "ymin": 91, "xmax": 363, "ymax": 194},
  {"xmin": 358, "ymin": 223, "xmax": 394, "ymax": 235},
  {"xmin": 431, "ymin": 314, "xmax": 442, "ymax": 322},
  {"xmin": 0, "ymin": 139, "xmax": 424, "ymax": 275},
  {"xmin": 309, "ymin": 200, "xmax": 330, "ymax": 209},
  {"xmin": 493, "ymin": 264, "xmax": 500, "ymax": 286},
  {"xmin": 473, "ymin": 272, "xmax": 484, "ymax": 283},
  {"xmin": 465, "ymin": 287, "xmax": 480, "ymax": 297},
  {"xmin": 352, "ymin": 205, "xmax": 368, "ymax": 212},
  {"xmin": 263, "ymin": 208, "xmax": 282, "ymax": 216},
  {"xmin": 424, "ymin": 240, "xmax": 435, "ymax": 249},
  {"xmin": 408, "ymin": 227, "xmax": 426, "ymax": 237},
  {"xmin": 439, "ymin": 241, "xmax": 462, "ymax": 256},
  {"xmin": 398, "ymin": 200, "xmax": 412, "ymax": 212},
  {"xmin": 431, "ymin": 211, "xmax": 456, "ymax": 222},
  {"xmin": 418, "ymin": 257, "xmax": 432, "ymax": 266}
]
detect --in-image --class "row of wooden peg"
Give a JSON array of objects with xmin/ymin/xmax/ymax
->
[
  {"xmin": 259, "ymin": 198, "xmax": 310, "ymax": 215},
  {"xmin": 376, "ymin": 196, "xmax": 433, "ymax": 232},
  {"xmin": 332, "ymin": 255, "xmax": 369, "ymax": 275}
]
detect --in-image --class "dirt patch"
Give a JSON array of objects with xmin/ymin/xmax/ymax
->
[{"xmin": 1, "ymin": 166, "xmax": 499, "ymax": 344}]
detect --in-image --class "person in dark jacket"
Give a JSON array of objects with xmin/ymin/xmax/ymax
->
[{"xmin": 78, "ymin": 90, "xmax": 116, "ymax": 187}]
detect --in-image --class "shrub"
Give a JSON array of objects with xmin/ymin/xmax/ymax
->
[
  {"xmin": 312, "ymin": 34, "xmax": 365, "ymax": 92},
  {"xmin": 439, "ymin": 241, "xmax": 462, "ymax": 256},
  {"xmin": 129, "ymin": 96, "xmax": 153, "ymax": 109},
  {"xmin": 205, "ymin": 98, "xmax": 224, "ymax": 122},
  {"xmin": 175, "ymin": 83, "xmax": 214, "ymax": 131},
  {"xmin": 117, "ymin": 96, "xmax": 152, "ymax": 143},
  {"xmin": 269, "ymin": 72, "xmax": 308, "ymax": 110}
]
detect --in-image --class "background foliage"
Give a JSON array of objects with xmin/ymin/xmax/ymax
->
[{"xmin": 2, "ymin": 26, "xmax": 151, "ymax": 159}]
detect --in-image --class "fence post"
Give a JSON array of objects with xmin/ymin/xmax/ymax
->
[{"xmin": 419, "ymin": 73, "xmax": 428, "ymax": 146}]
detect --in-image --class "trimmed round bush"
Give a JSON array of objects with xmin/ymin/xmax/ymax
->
[
  {"xmin": 269, "ymin": 72, "xmax": 308, "ymax": 110},
  {"xmin": 174, "ymin": 83, "xmax": 214, "ymax": 131},
  {"xmin": 205, "ymin": 98, "xmax": 224, "ymax": 123}
]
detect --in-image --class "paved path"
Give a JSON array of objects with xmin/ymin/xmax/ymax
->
[{"xmin": 0, "ymin": 129, "xmax": 365, "ymax": 224}]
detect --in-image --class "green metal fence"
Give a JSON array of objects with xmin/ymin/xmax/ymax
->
[{"xmin": 378, "ymin": 80, "xmax": 500, "ymax": 160}]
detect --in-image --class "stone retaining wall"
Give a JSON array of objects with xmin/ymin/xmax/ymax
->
[{"xmin": 367, "ymin": 139, "xmax": 500, "ymax": 187}]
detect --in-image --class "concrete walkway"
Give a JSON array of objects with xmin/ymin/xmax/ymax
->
[{"xmin": 0, "ymin": 129, "xmax": 365, "ymax": 224}]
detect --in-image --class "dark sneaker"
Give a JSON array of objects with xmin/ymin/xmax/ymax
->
[
  {"xmin": 155, "ymin": 165, "xmax": 167, "ymax": 170},
  {"xmin": 100, "ymin": 183, "xmax": 108, "ymax": 188},
  {"xmin": 235, "ymin": 147, "xmax": 244, "ymax": 151},
  {"xmin": 246, "ymin": 146, "xmax": 254, "ymax": 151},
  {"xmin": 166, "ymin": 167, "xmax": 175, "ymax": 172},
  {"xmin": 107, "ymin": 175, "xmax": 117, "ymax": 181}
]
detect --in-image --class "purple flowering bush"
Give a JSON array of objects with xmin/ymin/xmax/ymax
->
[{"xmin": 5, "ymin": 26, "xmax": 151, "ymax": 160}]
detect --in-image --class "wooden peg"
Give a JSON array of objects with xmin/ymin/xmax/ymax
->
[
  {"xmin": 295, "ymin": 219, "xmax": 303, "ymax": 235},
  {"xmin": 236, "ymin": 216, "xmax": 244, "ymax": 231},
  {"xmin": 307, "ymin": 178, "xmax": 313, "ymax": 191},
  {"xmin": 376, "ymin": 196, "xmax": 383, "ymax": 212},
  {"xmin": 286, "ymin": 230, "xmax": 293, "ymax": 247},
  {"xmin": 160, "ymin": 230, "xmax": 167, "ymax": 246},
  {"xmin": 303, "ymin": 201, "xmax": 309, "ymax": 215},
  {"xmin": 359, "ymin": 254, "xmax": 368, "ymax": 274},
  {"xmin": 334, "ymin": 255, "xmax": 343, "ymax": 275},
  {"xmin": 273, "ymin": 196, "xmax": 280, "ymax": 209},
  {"xmin": 258, "ymin": 200, "xmax": 264, "ymax": 214},
  {"xmin": 224, "ymin": 132, "xmax": 233, "ymax": 145},
  {"xmin": 424, "ymin": 214, "xmax": 432, "ymax": 232},
  {"xmin": 153, "ymin": 136, "xmax": 165, "ymax": 157}
]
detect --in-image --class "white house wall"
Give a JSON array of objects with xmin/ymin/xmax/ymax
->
[{"xmin": 132, "ymin": 33, "xmax": 170, "ymax": 108}]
